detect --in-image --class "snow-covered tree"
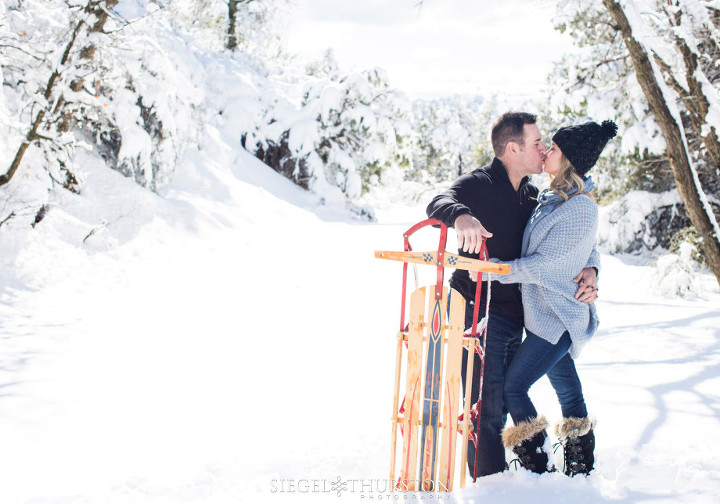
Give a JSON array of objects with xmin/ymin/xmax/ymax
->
[
  {"xmin": 1, "ymin": 0, "xmax": 121, "ymax": 190},
  {"xmin": 549, "ymin": 0, "xmax": 720, "ymax": 285},
  {"xmin": 600, "ymin": 0, "xmax": 720, "ymax": 285},
  {"xmin": 165, "ymin": 0, "xmax": 288, "ymax": 62},
  {"xmin": 0, "ymin": 0, "xmax": 204, "ymax": 198},
  {"xmin": 246, "ymin": 51, "xmax": 412, "ymax": 212},
  {"xmin": 410, "ymin": 95, "xmax": 492, "ymax": 184},
  {"xmin": 551, "ymin": 0, "xmax": 719, "ymax": 197}
]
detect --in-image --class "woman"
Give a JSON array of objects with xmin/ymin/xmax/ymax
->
[{"xmin": 489, "ymin": 120, "xmax": 617, "ymax": 476}]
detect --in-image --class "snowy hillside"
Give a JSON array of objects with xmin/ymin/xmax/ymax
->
[{"xmin": 1, "ymin": 135, "xmax": 719, "ymax": 503}]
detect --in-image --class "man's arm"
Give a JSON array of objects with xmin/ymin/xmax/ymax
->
[
  {"xmin": 426, "ymin": 174, "xmax": 492, "ymax": 255},
  {"xmin": 425, "ymin": 179, "xmax": 473, "ymax": 228}
]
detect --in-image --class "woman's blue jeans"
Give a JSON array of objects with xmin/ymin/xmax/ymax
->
[{"xmin": 503, "ymin": 330, "xmax": 588, "ymax": 425}]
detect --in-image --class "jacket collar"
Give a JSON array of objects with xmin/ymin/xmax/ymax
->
[{"xmin": 489, "ymin": 157, "xmax": 530, "ymax": 191}]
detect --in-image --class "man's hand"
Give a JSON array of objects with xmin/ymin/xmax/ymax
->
[
  {"xmin": 574, "ymin": 267, "xmax": 598, "ymax": 303},
  {"xmin": 454, "ymin": 214, "xmax": 493, "ymax": 255}
]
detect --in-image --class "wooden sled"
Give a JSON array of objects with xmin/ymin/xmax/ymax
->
[{"xmin": 375, "ymin": 219, "xmax": 510, "ymax": 491}]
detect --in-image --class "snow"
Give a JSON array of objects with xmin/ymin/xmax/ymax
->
[
  {"xmin": 597, "ymin": 190, "xmax": 683, "ymax": 253},
  {"xmin": 2, "ymin": 138, "xmax": 720, "ymax": 503}
]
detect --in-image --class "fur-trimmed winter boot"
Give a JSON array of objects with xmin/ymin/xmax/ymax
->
[
  {"xmin": 502, "ymin": 416, "xmax": 551, "ymax": 474},
  {"xmin": 555, "ymin": 416, "xmax": 595, "ymax": 476}
]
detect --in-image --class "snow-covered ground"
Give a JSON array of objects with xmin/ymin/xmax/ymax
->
[{"xmin": 1, "ymin": 141, "xmax": 719, "ymax": 503}]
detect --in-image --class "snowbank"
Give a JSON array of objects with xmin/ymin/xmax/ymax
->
[{"xmin": 597, "ymin": 190, "xmax": 684, "ymax": 254}]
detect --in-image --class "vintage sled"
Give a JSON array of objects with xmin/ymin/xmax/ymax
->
[{"xmin": 375, "ymin": 218, "xmax": 510, "ymax": 491}]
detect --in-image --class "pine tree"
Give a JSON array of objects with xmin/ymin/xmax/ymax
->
[{"xmin": 247, "ymin": 51, "xmax": 412, "ymax": 207}]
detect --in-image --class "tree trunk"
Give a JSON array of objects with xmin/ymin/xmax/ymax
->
[
  {"xmin": 227, "ymin": 0, "xmax": 238, "ymax": 50},
  {"xmin": 226, "ymin": 0, "xmax": 255, "ymax": 51},
  {"xmin": 602, "ymin": 0, "xmax": 720, "ymax": 286}
]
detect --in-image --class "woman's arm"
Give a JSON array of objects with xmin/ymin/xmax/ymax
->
[{"xmin": 492, "ymin": 197, "xmax": 598, "ymax": 287}]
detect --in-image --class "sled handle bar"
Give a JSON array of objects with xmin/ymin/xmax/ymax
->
[{"xmin": 395, "ymin": 219, "xmax": 495, "ymax": 336}]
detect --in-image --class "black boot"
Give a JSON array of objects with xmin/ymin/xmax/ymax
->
[
  {"xmin": 555, "ymin": 417, "xmax": 595, "ymax": 476},
  {"xmin": 502, "ymin": 416, "xmax": 551, "ymax": 474}
]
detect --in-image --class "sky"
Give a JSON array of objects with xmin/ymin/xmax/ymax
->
[{"xmin": 285, "ymin": 0, "xmax": 576, "ymax": 99}]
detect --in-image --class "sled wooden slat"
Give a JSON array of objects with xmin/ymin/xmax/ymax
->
[
  {"xmin": 438, "ymin": 291, "xmax": 465, "ymax": 491},
  {"xmin": 399, "ymin": 286, "xmax": 426, "ymax": 490},
  {"xmin": 375, "ymin": 250, "xmax": 510, "ymax": 275},
  {"xmin": 419, "ymin": 286, "xmax": 447, "ymax": 490},
  {"xmin": 393, "ymin": 286, "xmax": 470, "ymax": 492}
]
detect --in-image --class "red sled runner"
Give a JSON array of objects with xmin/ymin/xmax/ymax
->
[{"xmin": 375, "ymin": 218, "xmax": 510, "ymax": 491}]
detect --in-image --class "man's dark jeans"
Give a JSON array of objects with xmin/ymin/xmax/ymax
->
[{"xmin": 461, "ymin": 309, "xmax": 523, "ymax": 478}]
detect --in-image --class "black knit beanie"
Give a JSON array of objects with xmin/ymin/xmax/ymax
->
[{"xmin": 552, "ymin": 120, "xmax": 618, "ymax": 175}]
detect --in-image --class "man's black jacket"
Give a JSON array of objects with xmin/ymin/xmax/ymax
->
[{"xmin": 426, "ymin": 158, "xmax": 539, "ymax": 321}]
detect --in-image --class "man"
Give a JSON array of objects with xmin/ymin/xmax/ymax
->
[{"xmin": 426, "ymin": 112, "xmax": 598, "ymax": 477}]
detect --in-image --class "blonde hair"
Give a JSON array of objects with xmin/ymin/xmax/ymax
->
[{"xmin": 549, "ymin": 155, "xmax": 593, "ymax": 201}]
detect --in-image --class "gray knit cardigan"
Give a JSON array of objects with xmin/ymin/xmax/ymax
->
[{"xmin": 492, "ymin": 192, "xmax": 600, "ymax": 359}]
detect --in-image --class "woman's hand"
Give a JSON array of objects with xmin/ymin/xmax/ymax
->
[{"xmin": 574, "ymin": 268, "xmax": 598, "ymax": 303}]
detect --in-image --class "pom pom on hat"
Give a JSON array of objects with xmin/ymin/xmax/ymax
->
[
  {"xmin": 552, "ymin": 119, "xmax": 618, "ymax": 175},
  {"xmin": 601, "ymin": 120, "xmax": 618, "ymax": 139}
]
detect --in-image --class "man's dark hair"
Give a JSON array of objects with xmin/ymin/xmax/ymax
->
[{"xmin": 491, "ymin": 112, "xmax": 537, "ymax": 157}]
